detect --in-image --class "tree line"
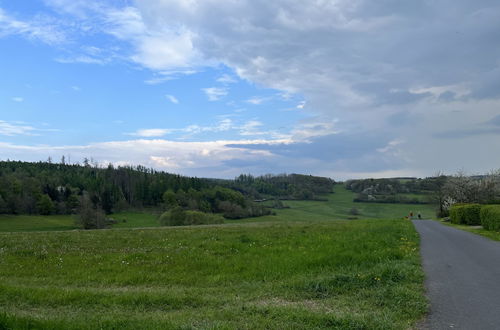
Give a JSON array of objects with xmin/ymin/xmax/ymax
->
[
  {"xmin": 345, "ymin": 172, "xmax": 500, "ymax": 216},
  {"xmin": 224, "ymin": 173, "xmax": 335, "ymax": 200},
  {"xmin": 0, "ymin": 160, "xmax": 335, "ymax": 218}
]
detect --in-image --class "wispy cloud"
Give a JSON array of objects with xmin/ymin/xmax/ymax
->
[
  {"xmin": 245, "ymin": 97, "xmax": 268, "ymax": 105},
  {"xmin": 0, "ymin": 8, "xmax": 66, "ymax": 45},
  {"xmin": 127, "ymin": 119, "xmax": 288, "ymax": 139},
  {"xmin": 55, "ymin": 55, "xmax": 108, "ymax": 65},
  {"xmin": 239, "ymin": 120, "xmax": 264, "ymax": 135},
  {"xmin": 202, "ymin": 87, "xmax": 228, "ymax": 101},
  {"xmin": 12, "ymin": 97, "xmax": 24, "ymax": 102},
  {"xmin": 0, "ymin": 120, "xmax": 36, "ymax": 136},
  {"xmin": 144, "ymin": 69, "xmax": 198, "ymax": 85},
  {"xmin": 128, "ymin": 128, "xmax": 173, "ymax": 138},
  {"xmin": 217, "ymin": 74, "xmax": 237, "ymax": 84},
  {"xmin": 165, "ymin": 94, "xmax": 179, "ymax": 104}
]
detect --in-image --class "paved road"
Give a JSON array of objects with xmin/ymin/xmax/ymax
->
[{"xmin": 413, "ymin": 220, "xmax": 500, "ymax": 329}]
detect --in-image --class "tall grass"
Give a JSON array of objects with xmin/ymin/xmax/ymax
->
[{"xmin": 0, "ymin": 218, "xmax": 426, "ymax": 329}]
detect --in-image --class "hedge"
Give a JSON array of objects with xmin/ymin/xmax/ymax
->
[
  {"xmin": 480, "ymin": 205, "xmax": 500, "ymax": 231},
  {"xmin": 449, "ymin": 203, "xmax": 482, "ymax": 225}
]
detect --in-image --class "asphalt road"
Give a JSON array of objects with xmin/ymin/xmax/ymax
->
[{"xmin": 413, "ymin": 220, "xmax": 500, "ymax": 329}]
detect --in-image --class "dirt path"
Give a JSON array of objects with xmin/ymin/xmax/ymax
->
[{"xmin": 413, "ymin": 220, "xmax": 500, "ymax": 329}]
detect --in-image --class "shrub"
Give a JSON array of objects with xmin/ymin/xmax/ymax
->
[
  {"xmin": 75, "ymin": 194, "xmax": 108, "ymax": 229},
  {"xmin": 217, "ymin": 200, "xmax": 272, "ymax": 219},
  {"xmin": 349, "ymin": 207, "xmax": 360, "ymax": 215},
  {"xmin": 75, "ymin": 204, "xmax": 107, "ymax": 229},
  {"xmin": 218, "ymin": 201, "xmax": 246, "ymax": 219},
  {"xmin": 159, "ymin": 208, "xmax": 224, "ymax": 226},
  {"xmin": 449, "ymin": 203, "xmax": 481, "ymax": 225},
  {"xmin": 480, "ymin": 205, "xmax": 500, "ymax": 231}
]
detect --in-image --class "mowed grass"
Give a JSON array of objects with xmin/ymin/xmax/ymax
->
[
  {"xmin": 0, "ymin": 215, "xmax": 77, "ymax": 232},
  {"xmin": 0, "ymin": 216, "xmax": 426, "ymax": 329}
]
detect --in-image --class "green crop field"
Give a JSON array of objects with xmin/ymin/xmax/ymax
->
[{"xmin": 0, "ymin": 184, "xmax": 430, "ymax": 329}]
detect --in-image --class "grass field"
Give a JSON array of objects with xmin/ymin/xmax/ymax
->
[
  {"xmin": 0, "ymin": 215, "xmax": 77, "ymax": 232},
  {"xmin": 109, "ymin": 212, "xmax": 159, "ymax": 228},
  {"xmin": 0, "ymin": 184, "xmax": 437, "ymax": 232},
  {"xmin": 0, "ymin": 184, "xmax": 430, "ymax": 328},
  {"xmin": 0, "ymin": 218, "xmax": 426, "ymax": 329}
]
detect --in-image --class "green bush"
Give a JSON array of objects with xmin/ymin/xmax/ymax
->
[
  {"xmin": 159, "ymin": 207, "xmax": 224, "ymax": 226},
  {"xmin": 449, "ymin": 203, "xmax": 482, "ymax": 225},
  {"xmin": 480, "ymin": 205, "xmax": 500, "ymax": 231}
]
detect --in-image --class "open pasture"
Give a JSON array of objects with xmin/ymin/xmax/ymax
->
[{"xmin": 0, "ymin": 217, "xmax": 426, "ymax": 329}]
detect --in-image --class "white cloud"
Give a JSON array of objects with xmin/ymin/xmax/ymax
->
[
  {"xmin": 0, "ymin": 7, "xmax": 66, "ymax": 45},
  {"xmin": 144, "ymin": 69, "xmax": 198, "ymax": 85},
  {"xmin": 127, "ymin": 118, "xmax": 291, "ymax": 140},
  {"xmin": 0, "ymin": 138, "xmax": 289, "ymax": 178},
  {"xmin": 202, "ymin": 87, "xmax": 227, "ymax": 101},
  {"xmin": 3, "ymin": 1, "xmax": 500, "ymax": 177},
  {"xmin": 129, "ymin": 128, "xmax": 173, "ymax": 138},
  {"xmin": 165, "ymin": 94, "xmax": 179, "ymax": 104},
  {"xmin": 217, "ymin": 74, "xmax": 237, "ymax": 84},
  {"xmin": 130, "ymin": 32, "xmax": 197, "ymax": 70},
  {"xmin": 245, "ymin": 97, "xmax": 267, "ymax": 105},
  {"xmin": 55, "ymin": 56, "xmax": 108, "ymax": 65},
  {"xmin": 12, "ymin": 97, "xmax": 24, "ymax": 102},
  {"xmin": 239, "ymin": 120, "xmax": 264, "ymax": 136},
  {"xmin": 126, "ymin": 0, "xmax": 500, "ymax": 176},
  {"xmin": 0, "ymin": 120, "xmax": 36, "ymax": 136}
]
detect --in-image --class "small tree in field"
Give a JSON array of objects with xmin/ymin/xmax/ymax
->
[
  {"xmin": 76, "ymin": 193, "xmax": 107, "ymax": 229},
  {"xmin": 162, "ymin": 190, "xmax": 178, "ymax": 210}
]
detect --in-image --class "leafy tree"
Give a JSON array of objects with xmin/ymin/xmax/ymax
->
[
  {"xmin": 162, "ymin": 190, "xmax": 178, "ymax": 209},
  {"xmin": 37, "ymin": 194, "xmax": 54, "ymax": 215}
]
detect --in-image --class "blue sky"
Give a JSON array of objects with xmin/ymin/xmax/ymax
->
[{"xmin": 1, "ymin": 0, "xmax": 500, "ymax": 179}]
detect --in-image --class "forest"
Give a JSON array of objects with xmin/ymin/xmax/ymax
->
[{"xmin": 0, "ymin": 160, "xmax": 335, "ymax": 219}]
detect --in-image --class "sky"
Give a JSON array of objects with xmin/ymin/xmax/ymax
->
[{"xmin": 0, "ymin": 0, "xmax": 499, "ymax": 180}]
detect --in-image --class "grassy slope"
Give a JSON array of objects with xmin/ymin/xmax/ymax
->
[
  {"xmin": 233, "ymin": 184, "xmax": 437, "ymax": 225},
  {"xmin": 0, "ymin": 219, "xmax": 426, "ymax": 329}
]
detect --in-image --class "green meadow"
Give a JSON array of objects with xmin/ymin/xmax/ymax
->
[
  {"xmin": 0, "ymin": 185, "xmax": 437, "ymax": 232},
  {"xmin": 0, "ymin": 184, "xmax": 430, "ymax": 329}
]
